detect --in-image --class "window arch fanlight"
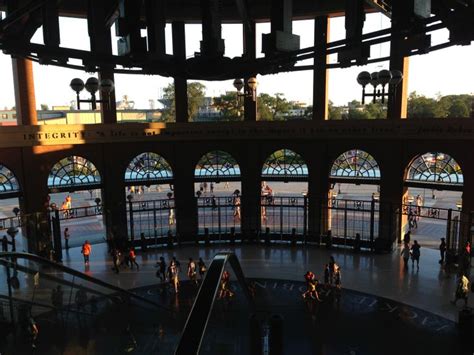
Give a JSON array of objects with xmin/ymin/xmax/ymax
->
[
  {"xmin": 125, "ymin": 152, "xmax": 173, "ymax": 184},
  {"xmin": 0, "ymin": 164, "xmax": 20, "ymax": 196},
  {"xmin": 195, "ymin": 150, "xmax": 240, "ymax": 180},
  {"xmin": 48, "ymin": 156, "xmax": 101, "ymax": 189},
  {"xmin": 406, "ymin": 152, "xmax": 463, "ymax": 186},
  {"xmin": 261, "ymin": 149, "xmax": 308, "ymax": 180},
  {"xmin": 330, "ymin": 149, "xmax": 380, "ymax": 181}
]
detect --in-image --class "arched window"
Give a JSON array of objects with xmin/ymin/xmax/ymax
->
[
  {"xmin": 406, "ymin": 152, "xmax": 463, "ymax": 186},
  {"xmin": 330, "ymin": 149, "xmax": 380, "ymax": 181},
  {"xmin": 0, "ymin": 164, "xmax": 20, "ymax": 196},
  {"xmin": 262, "ymin": 149, "xmax": 308, "ymax": 180},
  {"xmin": 125, "ymin": 152, "xmax": 173, "ymax": 184},
  {"xmin": 48, "ymin": 156, "xmax": 101, "ymax": 189},
  {"xmin": 195, "ymin": 150, "xmax": 240, "ymax": 181}
]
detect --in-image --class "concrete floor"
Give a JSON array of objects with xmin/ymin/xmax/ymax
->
[{"xmin": 5, "ymin": 241, "xmax": 469, "ymax": 323}]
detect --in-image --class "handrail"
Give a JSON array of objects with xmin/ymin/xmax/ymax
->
[
  {"xmin": 175, "ymin": 252, "xmax": 254, "ymax": 355},
  {"xmin": 0, "ymin": 252, "xmax": 168, "ymax": 310},
  {"xmin": 0, "ymin": 294, "xmax": 93, "ymax": 317},
  {"xmin": 0, "ymin": 257, "xmax": 108, "ymax": 297}
]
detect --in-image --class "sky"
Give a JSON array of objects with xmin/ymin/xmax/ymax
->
[{"xmin": 0, "ymin": 12, "xmax": 473, "ymax": 110}]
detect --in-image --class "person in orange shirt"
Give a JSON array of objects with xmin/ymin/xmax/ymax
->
[
  {"xmin": 129, "ymin": 248, "xmax": 139, "ymax": 270},
  {"xmin": 81, "ymin": 240, "xmax": 91, "ymax": 265}
]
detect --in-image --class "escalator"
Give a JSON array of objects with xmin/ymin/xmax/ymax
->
[
  {"xmin": 0, "ymin": 252, "xmax": 279, "ymax": 354},
  {"xmin": 0, "ymin": 252, "xmax": 180, "ymax": 354}
]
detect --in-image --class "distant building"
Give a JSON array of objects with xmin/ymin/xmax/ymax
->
[{"xmin": 0, "ymin": 108, "xmax": 163, "ymax": 126}]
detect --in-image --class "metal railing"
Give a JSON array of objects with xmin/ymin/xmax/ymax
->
[
  {"xmin": 197, "ymin": 196, "xmax": 241, "ymax": 237},
  {"xmin": 260, "ymin": 195, "xmax": 308, "ymax": 237},
  {"xmin": 325, "ymin": 199, "xmax": 379, "ymax": 244},
  {"xmin": 127, "ymin": 198, "xmax": 176, "ymax": 242},
  {"xmin": 57, "ymin": 204, "xmax": 103, "ymax": 220}
]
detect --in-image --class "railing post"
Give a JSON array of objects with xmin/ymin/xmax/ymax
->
[
  {"xmin": 218, "ymin": 198, "xmax": 222, "ymax": 241},
  {"xmin": 303, "ymin": 196, "xmax": 308, "ymax": 243},
  {"xmin": 370, "ymin": 199, "xmax": 375, "ymax": 245},
  {"xmin": 129, "ymin": 200, "xmax": 134, "ymax": 241},
  {"xmin": 344, "ymin": 200, "xmax": 348, "ymax": 245},
  {"xmin": 280, "ymin": 198, "xmax": 283, "ymax": 240},
  {"xmin": 446, "ymin": 208, "xmax": 452, "ymax": 251},
  {"xmin": 153, "ymin": 201, "xmax": 158, "ymax": 246},
  {"xmin": 52, "ymin": 209, "xmax": 62, "ymax": 262}
]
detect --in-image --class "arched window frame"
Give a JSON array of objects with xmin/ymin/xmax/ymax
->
[
  {"xmin": 261, "ymin": 149, "xmax": 308, "ymax": 181},
  {"xmin": 48, "ymin": 156, "xmax": 101, "ymax": 191},
  {"xmin": 195, "ymin": 150, "xmax": 240, "ymax": 181},
  {"xmin": 405, "ymin": 152, "xmax": 463, "ymax": 188},
  {"xmin": 0, "ymin": 164, "xmax": 20, "ymax": 197},
  {"xmin": 125, "ymin": 152, "xmax": 173, "ymax": 185},
  {"xmin": 330, "ymin": 149, "xmax": 380, "ymax": 182}
]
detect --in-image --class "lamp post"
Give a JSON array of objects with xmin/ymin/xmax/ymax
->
[
  {"xmin": 357, "ymin": 69, "xmax": 403, "ymax": 104},
  {"xmin": 233, "ymin": 77, "xmax": 258, "ymax": 103},
  {"xmin": 70, "ymin": 77, "xmax": 115, "ymax": 110}
]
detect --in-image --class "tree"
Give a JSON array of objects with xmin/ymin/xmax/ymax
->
[
  {"xmin": 161, "ymin": 82, "xmax": 206, "ymax": 122},
  {"xmin": 40, "ymin": 104, "xmax": 49, "ymax": 111},
  {"xmin": 347, "ymin": 100, "xmax": 370, "ymax": 120},
  {"xmin": 407, "ymin": 92, "xmax": 445, "ymax": 118},
  {"xmin": 212, "ymin": 92, "xmax": 243, "ymax": 121},
  {"xmin": 328, "ymin": 101, "xmax": 343, "ymax": 120},
  {"xmin": 257, "ymin": 93, "xmax": 291, "ymax": 121}
]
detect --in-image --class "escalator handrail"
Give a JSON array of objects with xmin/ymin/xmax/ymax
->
[
  {"xmin": 0, "ymin": 257, "xmax": 110, "ymax": 298},
  {"xmin": 0, "ymin": 252, "xmax": 168, "ymax": 310},
  {"xmin": 0, "ymin": 294, "xmax": 94, "ymax": 317},
  {"xmin": 175, "ymin": 252, "xmax": 254, "ymax": 355}
]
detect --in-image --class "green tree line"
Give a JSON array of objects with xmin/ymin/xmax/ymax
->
[{"xmin": 159, "ymin": 82, "xmax": 473, "ymax": 121}]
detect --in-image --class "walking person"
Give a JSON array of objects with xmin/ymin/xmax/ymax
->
[
  {"xmin": 403, "ymin": 231, "xmax": 411, "ymax": 244},
  {"xmin": 28, "ymin": 317, "xmax": 39, "ymax": 349},
  {"xmin": 129, "ymin": 248, "xmax": 139, "ymax": 270},
  {"xmin": 187, "ymin": 258, "xmax": 198, "ymax": 285},
  {"xmin": 333, "ymin": 266, "xmax": 342, "ymax": 306},
  {"xmin": 112, "ymin": 248, "xmax": 120, "ymax": 274},
  {"xmin": 400, "ymin": 242, "xmax": 410, "ymax": 270},
  {"xmin": 64, "ymin": 228, "xmax": 70, "ymax": 250},
  {"xmin": 171, "ymin": 257, "xmax": 181, "ymax": 274},
  {"xmin": 198, "ymin": 257, "xmax": 207, "ymax": 281},
  {"xmin": 451, "ymin": 273, "xmax": 470, "ymax": 307},
  {"xmin": 328, "ymin": 256, "xmax": 337, "ymax": 284},
  {"xmin": 81, "ymin": 240, "xmax": 91, "ymax": 265},
  {"xmin": 2, "ymin": 235, "xmax": 8, "ymax": 252},
  {"xmin": 157, "ymin": 256, "xmax": 167, "ymax": 282},
  {"xmin": 411, "ymin": 240, "xmax": 421, "ymax": 269},
  {"xmin": 439, "ymin": 238, "xmax": 447, "ymax": 264},
  {"xmin": 168, "ymin": 262, "xmax": 180, "ymax": 294}
]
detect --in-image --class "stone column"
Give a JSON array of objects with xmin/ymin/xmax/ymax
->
[
  {"xmin": 307, "ymin": 156, "xmax": 330, "ymax": 241},
  {"xmin": 172, "ymin": 22, "xmax": 189, "ymax": 123},
  {"xmin": 378, "ymin": 166, "xmax": 405, "ymax": 250},
  {"xmin": 243, "ymin": 21, "xmax": 257, "ymax": 122},
  {"xmin": 101, "ymin": 151, "xmax": 128, "ymax": 243},
  {"xmin": 312, "ymin": 16, "xmax": 330, "ymax": 120},
  {"xmin": 173, "ymin": 155, "xmax": 198, "ymax": 241},
  {"xmin": 240, "ymin": 151, "xmax": 261, "ymax": 238},
  {"xmin": 12, "ymin": 58, "xmax": 38, "ymax": 125},
  {"xmin": 19, "ymin": 148, "xmax": 55, "ymax": 253},
  {"xmin": 387, "ymin": 2, "xmax": 409, "ymax": 120},
  {"xmin": 460, "ymin": 174, "xmax": 474, "ymax": 249}
]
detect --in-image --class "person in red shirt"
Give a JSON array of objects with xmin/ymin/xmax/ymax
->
[
  {"xmin": 129, "ymin": 248, "xmax": 139, "ymax": 270},
  {"xmin": 81, "ymin": 240, "xmax": 91, "ymax": 265}
]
